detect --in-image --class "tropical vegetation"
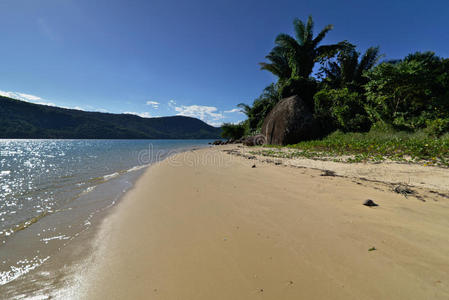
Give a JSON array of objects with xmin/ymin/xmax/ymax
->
[
  {"xmin": 228, "ymin": 15, "xmax": 449, "ymax": 154},
  {"xmin": 252, "ymin": 128, "xmax": 449, "ymax": 167}
]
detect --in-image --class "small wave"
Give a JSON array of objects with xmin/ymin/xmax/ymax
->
[
  {"xmin": 80, "ymin": 186, "xmax": 96, "ymax": 196},
  {"xmin": 0, "ymin": 164, "xmax": 149, "ymax": 241},
  {"xmin": 103, "ymin": 172, "xmax": 119, "ymax": 181},
  {"xmin": 126, "ymin": 164, "xmax": 150, "ymax": 173},
  {"xmin": 41, "ymin": 235, "xmax": 70, "ymax": 243},
  {"xmin": 0, "ymin": 211, "xmax": 49, "ymax": 238},
  {"xmin": 0, "ymin": 256, "xmax": 50, "ymax": 286},
  {"xmin": 88, "ymin": 164, "xmax": 149, "ymax": 184}
]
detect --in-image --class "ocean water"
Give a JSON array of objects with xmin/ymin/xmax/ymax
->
[{"xmin": 0, "ymin": 139, "xmax": 212, "ymax": 298}]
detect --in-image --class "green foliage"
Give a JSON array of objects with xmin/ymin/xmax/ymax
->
[
  {"xmin": 425, "ymin": 118, "xmax": 449, "ymax": 137},
  {"xmin": 0, "ymin": 96, "xmax": 222, "ymax": 139},
  {"xmin": 260, "ymin": 15, "xmax": 349, "ymax": 100},
  {"xmin": 274, "ymin": 16, "xmax": 349, "ymax": 80},
  {"xmin": 323, "ymin": 46, "xmax": 382, "ymax": 91},
  {"xmin": 238, "ymin": 83, "xmax": 281, "ymax": 132},
  {"xmin": 263, "ymin": 128, "xmax": 449, "ymax": 167},
  {"xmin": 364, "ymin": 52, "xmax": 449, "ymax": 130},
  {"xmin": 259, "ymin": 46, "xmax": 292, "ymax": 80},
  {"xmin": 313, "ymin": 46, "xmax": 381, "ymax": 134},
  {"xmin": 314, "ymin": 88, "xmax": 371, "ymax": 132},
  {"xmin": 246, "ymin": 16, "xmax": 449, "ymax": 143},
  {"xmin": 221, "ymin": 123, "xmax": 246, "ymax": 140}
]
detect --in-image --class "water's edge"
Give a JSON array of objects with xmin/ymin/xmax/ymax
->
[{"xmin": 0, "ymin": 141, "xmax": 211, "ymax": 299}]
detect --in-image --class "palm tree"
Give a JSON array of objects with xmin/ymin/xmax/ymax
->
[
  {"xmin": 261, "ymin": 16, "xmax": 349, "ymax": 80},
  {"xmin": 324, "ymin": 46, "xmax": 382, "ymax": 90},
  {"xmin": 259, "ymin": 46, "xmax": 292, "ymax": 81},
  {"xmin": 238, "ymin": 83, "xmax": 280, "ymax": 132}
]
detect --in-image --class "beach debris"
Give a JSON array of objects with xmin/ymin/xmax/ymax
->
[
  {"xmin": 259, "ymin": 288, "xmax": 264, "ymax": 293},
  {"xmin": 393, "ymin": 184, "xmax": 426, "ymax": 201},
  {"xmin": 368, "ymin": 246, "xmax": 377, "ymax": 251},
  {"xmin": 274, "ymin": 160, "xmax": 282, "ymax": 165},
  {"xmin": 363, "ymin": 199, "xmax": 378, "ymax": 207},
  {"xmin": 247, "ymin": 155, "xmax": 257, "ymax": 160},
  {"xmin": 320, "ymin": 170, "xmax": 336, "ymax": 176},
  {"xmin": 393, "ymin": 184, "xmax": 415, "ymax": 197},
  {"xmin": 252, "ymin": 164, "xmax": 256, "ymax": 168},
  {"xmin": 288, "ymin": 280, "xmax": 294, "ymax": 285},
  {"xmin": 429, "ymin": 190, "xmax": 449, "ymax": 199}
]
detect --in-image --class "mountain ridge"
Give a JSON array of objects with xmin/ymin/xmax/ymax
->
[{"xmin": 0, "ymin": 96, "xmax": 221, "ymax": 139}]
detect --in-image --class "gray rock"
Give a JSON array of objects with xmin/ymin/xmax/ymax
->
[
  {"xmin": 261, "ymin": 95, "xmax": 317, "ymax": 145},
  {"xmin": 243, "ymin": 134, "xmax": 267, "ymax": 146},
  {"xmin": 363, "ymin": 199, "xmax": 378, "ymax": 207}
]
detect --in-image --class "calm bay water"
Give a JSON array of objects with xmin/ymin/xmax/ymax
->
[{"xmin": 0, "ymin": 139, "xmax": 212, "ymax": 298}]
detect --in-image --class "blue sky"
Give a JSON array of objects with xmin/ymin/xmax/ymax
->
[{"xmin": 0, "ymin": 0, "xmax": 448, "ymax": 126}]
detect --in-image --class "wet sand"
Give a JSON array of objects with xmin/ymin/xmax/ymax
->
[{"xmin": 81, "ymin": 146, "xmax": 449, "ymax": 299}]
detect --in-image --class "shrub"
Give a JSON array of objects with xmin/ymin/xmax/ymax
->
[
  {"xmin": 314, "ymin": 88, "xmax": 371, "ymax": 132},
  {"xmin": 364, "ymin": 52, "xmax": 449, "ymax": 130},
  {"xmin": 425, "ymin": 118, "xmax": 449, "ymax": 137},
  {"xmin": 221, "ymin": 123, "xmax": 246, "ymax": 140}
]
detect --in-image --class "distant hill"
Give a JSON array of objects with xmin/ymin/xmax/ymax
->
[{"xmin": 0, "ymin": 96, "xmax": 222, "ymax": 139}]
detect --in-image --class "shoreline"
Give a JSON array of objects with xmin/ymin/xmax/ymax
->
[
  {"xmin": 0, "ymin": 142, "xmax": 211, "ymax": 299},
  {"xmin": 78, "ymin": 145, "xmax": 449, "ymax": 299}
]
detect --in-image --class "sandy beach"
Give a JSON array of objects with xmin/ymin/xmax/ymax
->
[{"xmin": 80, "ymin": 145, "xmax": 449, "ymax": 299}]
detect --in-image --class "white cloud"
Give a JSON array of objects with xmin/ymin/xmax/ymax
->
[
  {"xmin": 224, "ymin": 108, "xmax": 243, "ymax": 114},
  {"xmin": 146, "ymin": 100, "xmax": 160, "ymax": 109},
  {"xmin": 0, "ymin": 90, "xmax": 40, "ymax": 101},
  {"xmin": 0, "ymin": 90, "xmax": 57, "ymax": 106},
  {"xmin": 123, "ymin": 111, "xmax": 152, "ymax": 118},
  {"xmin": 207, "ymin": 121, "xmax": 225, "ymax": 127},
  {"xmin": 173, "ymin": 104, "xmax": 224, "ymax": 126},
  {"xmin": 0, "ymin": 90, "xmax": 104, "ymax": 112}
]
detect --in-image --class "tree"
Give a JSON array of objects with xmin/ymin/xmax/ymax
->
[
  {"xmin": 312, "ymin": 46, "xmax": 382, "ymax": 133},
  {"xmin": 259, "ymin": 46, "xmax": 292, "ymax": 81},
  {"xmin": 221, "ymin": 123, "xmax": 246, "ymax": 140},
  {"xmin": 364, "ymin": 51, "xmax": 449, "ymax": 130},
  {"xmin": 314, "ymin": 88, "xmax": 371, "ymax": 132},
  {"xmin": 238, "ymin": 84, "xmax": 281, "ymax": 133},
  {"xmin": 323, "ymin": 46, "xmax": 382, "ymax": 91},
  {"xmin": 260, "ymin": 15, "xmax": 350, "ymax": 102}
]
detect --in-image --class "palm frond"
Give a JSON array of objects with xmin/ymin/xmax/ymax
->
[
  {"xmin": 340, "ymin": 48, "xmax": 359, "ymax": 84},
  {"xmin": 275, "ymin": 33, "xmax": 301, "ymax": 54},
  {"xmin": 293, "ymin": 18, "xmax": 306, "ymax": 45},
  {"xmin": 259, "ymin": 63, "xmax": 281, "ymax": 77},
  {"xmin": 316, "ymin": 41, "xmax": 352, "ymax": 61},
  {"xmin": 259, "ymin": 46, "xmax": 292, "ymax": 79},
  {"xmin": 304, "ymin": 15, "xmax": 314, "ymax": 44},
  {"xmin": 357, "ymin": 46, "xmax": 382, "ymax": 76},
  {"xmin": 237, "ymin": 103, "xmax": 251, "ymax": 116},
  {"xmin": 312, "ymin": 24, "xmax": 333, "ymax": 47},
  {"xmin": 315, "ymin": 44, "xmax": 343, "ymax": 61}
]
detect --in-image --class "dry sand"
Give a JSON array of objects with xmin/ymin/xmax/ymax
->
[{"xmin": 81, "ymin": 146, "xmax": 449, "ymax": 299}]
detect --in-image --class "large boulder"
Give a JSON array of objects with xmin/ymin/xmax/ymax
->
[{"xmin": 261, "ymin": 95, "xmax": 317, "ymax": 145}]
